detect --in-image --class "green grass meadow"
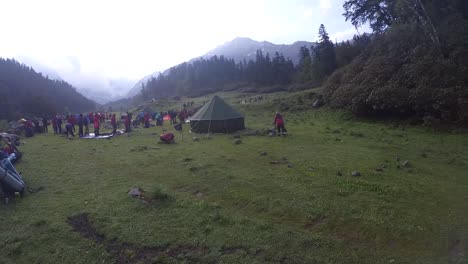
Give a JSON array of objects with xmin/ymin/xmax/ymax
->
[{"xmin": 1, "ymin": 91, "xmax": 467, "ymax": 263}]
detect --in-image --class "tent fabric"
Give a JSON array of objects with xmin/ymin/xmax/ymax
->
[
  {"xmin": 190, "ymin": 118, "xmax": 245, "ymax": 133},
  {"xmin": 190, "ymin": 95, "xmax": 244, "ymax": 121},
  {"xmin": 190, "ymin": 96, "xmax": 245, "ymax": 133}
]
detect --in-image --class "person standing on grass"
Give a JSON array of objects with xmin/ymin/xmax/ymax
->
[
  {"xmin": 93, "ymin": 113, "xmax": 100, "ymax": 136},
  {"xmin": 42, "ymin": 117, "xmax": 48, "ymax": 133},
  {"xmin": 78, "ymin": 113, "xmax": 84, "ymax": 137},
  {"xmin": 111, "ymin": 113, "xmax": 117, "ymax": 134},
  {"xmin": 273, "ymin": 112, "xmax": 287, "ymax": 136},
  {"xmin": 124, "ymin": 114, "xmax": 131, "ymax": 133},
  {"xmin": 57, "ymin": 114, "xmax": 63, "ymax": 134},
  {"xmin": 144, "ymin": 112, "xmax": 150, "ymax": 128},
  {"xmin": 84, "ymin": 114, "xmax": 89, "ymax": 135}
]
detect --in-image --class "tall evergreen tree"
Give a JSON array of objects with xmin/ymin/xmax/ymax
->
[{"xmin": 311, "ymin": 24, "xmax": 336, "ymax": 82}]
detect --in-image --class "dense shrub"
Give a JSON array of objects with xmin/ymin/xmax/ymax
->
[{"xmin": 323, "ymin": 22, "xmax": 468, "ymax": 126}]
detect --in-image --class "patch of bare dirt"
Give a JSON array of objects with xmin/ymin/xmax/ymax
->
[
  {"xmin": 67, "ymin": 213, "xmax": 105, "ymax": 243},
  {"xmin": 67, "ymin": 213, "xmax": 262, "ymax": 263}
]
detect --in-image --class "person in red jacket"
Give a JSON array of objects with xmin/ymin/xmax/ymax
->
[
  {"xmin": 273, "ymin": 112, "xmax": 287, "ymax": 136},
  {"xmin": 93, "ymin": 113, "xmax": 100, "ymax": 136},
  {"xmin": 111, "ymin": 114, "xmax": 117, "ymax": 134},
  {"xmin": 124, "ymin": 114, "xmax": 131, "ymax": 133}
]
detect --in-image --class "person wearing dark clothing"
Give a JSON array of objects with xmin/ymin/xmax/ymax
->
[
  {"xmin": 57, "ymin": 115, "xmax": 63, "ymax": 134},
  {"xmin": 42, "ymin": 117, "xmax": 48, "ymax": 133},
  {"xmin": 65, "ymin": 123, "xmax": 75, "ymax": 137},
  {"xmin": 111, "ymin": 114, "xmax": 117, "ymax": 134},
  {"xmin": 33, "ymin": 119, "xmax": 40, "ymax": 133},
  {"xmin": 273, "ymin": 112, "xmax": 287, "ymax": 136},
  {"xmin": 84, "ymin": 115, "xmax": 89, "ymax": 135},
  {"xmin": 78, "ymin": 114, "xmax": 84, "ymax": 137}
]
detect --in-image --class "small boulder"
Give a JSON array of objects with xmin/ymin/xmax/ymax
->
[
  {"xmin": 192, "ymin": 137, "xmax": 199, "ymax": 141},
  {"xmin": 234, "ymin": 139, "xmax": 242, "ymax": 145},
  {"xmin": 268, "ymin": 132, "xmax": 275, "ymax": 137},
  {"xmin": 336, "ymin": 171, "xmax": 343, "ymax": 176},
  {"xmin": 259, "ymin": 151, "xmax": 267, "ymax": 156},
  {"xmin": 351, "ymin": 171, "xmax": 361, "ymax": 177},
  {"xmin": 233, "ymin": 134, "xmax": 241, "ymax": 139},
  {"xmin": 128, "ymin": 187, "xmax": 142, "ymax": 197},
  {"xmin": 287, "ymin": 163, "xmax": 294, "ymax": 168}
]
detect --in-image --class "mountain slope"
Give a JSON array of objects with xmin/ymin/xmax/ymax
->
[{"xmin": 0, "ymin": 58, "xmax": 96, "ymax": 120}]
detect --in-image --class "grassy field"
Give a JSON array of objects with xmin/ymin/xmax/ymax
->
[{"xmin": 1, "ymin": 90, "xmax": 467, "ymax": 264}]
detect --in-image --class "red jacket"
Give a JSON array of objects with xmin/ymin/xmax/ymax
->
[
  {"xmin": 274, "ymin": 114, "xmax": 284, "ymax": 126},
  {"xmin": 93, "ymin": 115, "xmax": 100, "ymax": 128}
]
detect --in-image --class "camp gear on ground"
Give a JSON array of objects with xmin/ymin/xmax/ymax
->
[
  {"xmin": 160, "ymin": 132, "xmax": 175, "ymax": 143},
  {"xmin": 0, "ymin": 154, "xmax": 25, "ymax": 194},
  {"xmin": 174, "ymin": 123, "xmax": 182, "ymax": 131},
  {"xmin": 190, "ymin": 95, "xmax": 245, "ymax": 133}
]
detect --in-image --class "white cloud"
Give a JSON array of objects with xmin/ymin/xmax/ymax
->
[
  {"xmin": 330, "ymin": 28, "xmax": 358, "ymax": 42},
  {"xmin": 303, "ymin": 7, "xmax": 314, "ymax": 18},
  {"xmin": 319, "ymin": 0, "xmax": 332, "ymax": 11}
]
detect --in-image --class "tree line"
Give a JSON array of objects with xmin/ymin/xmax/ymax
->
[{"xmin": 136, "ymin": 24, "xmax": 369, "ymax": 102}]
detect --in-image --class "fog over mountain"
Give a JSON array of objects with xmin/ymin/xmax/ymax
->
[{"xmin": 16, "ymin": 56, "xmax": 137, "ymax": 104}]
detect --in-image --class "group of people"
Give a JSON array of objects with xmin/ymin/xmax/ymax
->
[
  {"xmin": 133, "ymin": 107, "xmax": 198, "ymax": 129},
  {"xmin": 51, "ymin": 112, "xmax": 123, "ymax": 138}
]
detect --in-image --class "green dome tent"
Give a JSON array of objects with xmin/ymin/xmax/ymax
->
[{"xmin": 190, "ymin": 95, "xmax": 245, "ymax": 133}]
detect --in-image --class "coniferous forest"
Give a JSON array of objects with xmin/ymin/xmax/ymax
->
[{"xmin": 0, "ymin": 58, "xmax": 96, "ymax": 121}]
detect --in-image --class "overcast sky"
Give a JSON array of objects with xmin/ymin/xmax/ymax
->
[{"xmin": 0, "ymin": 0, "xmax": 368, "ymax": 97}]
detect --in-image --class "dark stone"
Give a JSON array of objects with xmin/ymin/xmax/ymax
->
[
  {"xmin": 259, "ymin": 151, "xmax": 267, "ymax": 156},
  {"xmin": 351, "ymin": 171, "xmax": 361, "ymax": 177},
  {"xmin": 336, "ymin": 171, "xmax": 342, "ymax": 176},
  {"xmin": 234, "ymin": 139, "xmax": 242, "ymax": 145}
]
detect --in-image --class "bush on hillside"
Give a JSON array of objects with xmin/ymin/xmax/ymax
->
[{"xmin": 323, "ymin": 22, "xmax": 468, "ymax": 126}]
